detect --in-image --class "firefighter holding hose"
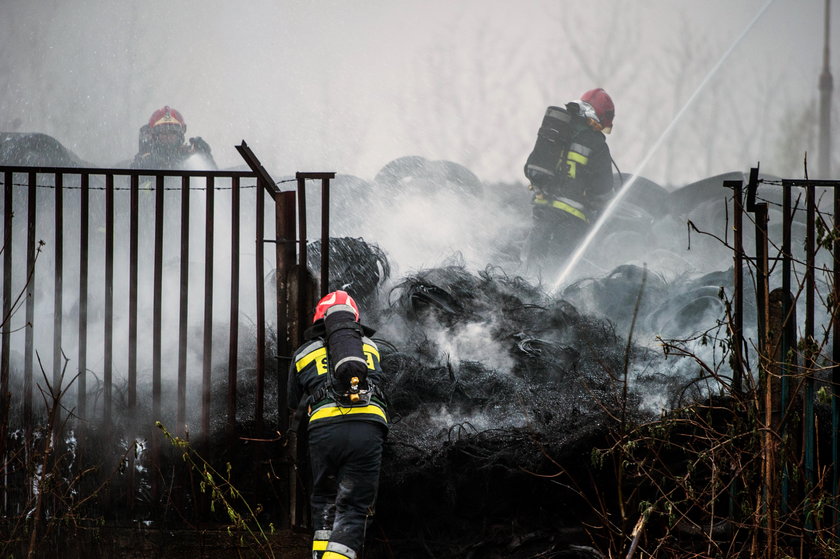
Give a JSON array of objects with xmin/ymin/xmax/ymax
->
[{"xmin": 523, "ymin": 88, "xmax": 617, "ymax": 276}]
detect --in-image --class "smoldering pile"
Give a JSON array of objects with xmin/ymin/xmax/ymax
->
[
  {"xmin": 310, "ymin": 238, "xmax": 671, "ymax": 554},
  {"xmin": 375, "ymin": 261, "xmax": 652, "ymax": 451}
]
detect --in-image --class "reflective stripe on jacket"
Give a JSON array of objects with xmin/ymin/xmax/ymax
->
[
  {"xmin": 533, "ymin": 194, "xmax": 590, "ymax": 223},
  {"xmin": 292, "ymin": 336, "xmax": 388, "ymax": 429}
]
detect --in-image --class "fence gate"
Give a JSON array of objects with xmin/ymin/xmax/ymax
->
[{"xmin": 0, "ymin": 141, "xmax": 334, "ymax": 526}]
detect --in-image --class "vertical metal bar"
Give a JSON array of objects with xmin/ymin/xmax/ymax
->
[
  {"xmin": 804, "ymin": 184, "xmax": 816, "ymax": 518},
  {"xmin": 833, "ymin": 181, "xmax": 840, "ymax": 534},
  {"xmin": 77, "ymin": 174, "xmax": 89, "ymax": 419},
  {"xmin": 153, "ymin": 175, "xmax": 164, "ymax": 425},
  {"xmin": 255, "ymin": 179, "xmax": 266, "ymax": 431},
  {"xmin": 177, "ymin": 176, "xmax": 190, "ymax": 435},
  {"xmin": 227, "ymin": 177, "xmax": 240, "ymax": 435},
  {"xmin": 320, "ymin": 177, "xmax": 330, "ymax": 297},
  {"xmin": 127, "ymin": 174, "xmax": 139, "ymax": 423},
  {"xmin": 726, "ymin": 179, "xmax": 744, "ymax": 524},
  {"xmin": 781, "ymin": 182, "xmax": 792, "ymax": 515},
  {"xmin": 728, "ymin": 180, "xmax": 744, "ymax": 393},
  {"xmin": 754, "ymin": 201, "xmax": 770, "ymax": 531},
  {"xmin": 202, "ymin": 176, "xmax": 215, "ymax": 439},
  {"xmin": 104, "ymin": 174, "xmax": 115, "ymax": 424},
  {"xmin": 754, "ymin": 203, "xmax": 769, "ymax": 359},
  {"xmin": 53, "ymin": 173, "xmax": 63, "ymax": 391},
  {"xmin": 277, "ymin": 190, "xmax": 296, "ymax": 530},
  {"xmin": 0, "ymin": 171, "xmax": 12, "ymax": 499},
  {"xmin": 296, "ymin": 175, "xmax": 308, "ymax": 338},
  {"xmin": 25, "ymin": 172, "xmax": 36, "ymax": 432},
  {"xmin": 276, "ymin": 190, "xmax": 296, "ymax": 433},
  {"xmin": 151, "ymin": 174, "xmax": 164, "ymax": 505},
  {"xmin": 254, "ymin": 185, "xmax": 265, "ymax": 432}
]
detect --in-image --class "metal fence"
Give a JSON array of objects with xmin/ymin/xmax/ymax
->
[
  {"xmin": 0, "ymin": 142, "xmax": 334, "ymax": 520},
  {"xmin": 727, "ymin": 167, "xmax": 840, "ymax": 533}
]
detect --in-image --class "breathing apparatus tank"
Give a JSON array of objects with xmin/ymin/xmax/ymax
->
[{"xmin": 524, "ymin": 104, "xmax": 579, "ymax": 191}]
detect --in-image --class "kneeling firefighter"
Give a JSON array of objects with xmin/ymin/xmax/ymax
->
[
  {"xmin": 523, "ymin": 88, "xmax": 617, "ymax": 276},
  {"xmin": 288, "ymin": 290, "xmax": 390, "ymax": 559}
]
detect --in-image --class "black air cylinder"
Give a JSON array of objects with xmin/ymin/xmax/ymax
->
[
  {"xmin": 324, "ymin": 309, "xmax": 368, "ymax": 392},
  {"xmin": 524, "ymin": 105, "xmax": 573, "ymax": 187}
]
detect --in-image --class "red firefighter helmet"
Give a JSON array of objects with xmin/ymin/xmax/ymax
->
[
  {"xmin": 579, "ymin": 88, "xmax": 615, "ymax": 133},
  {"xmin": 147, "ymin": 106, "xmax": 186, "ymax": 146},
  {"xmin": 313, "ymin": 290, "xmax": 360, "ymax": 323}
]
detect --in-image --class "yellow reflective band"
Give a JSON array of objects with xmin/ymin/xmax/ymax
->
[
  {"xmin": 565, "ymin": 151, "xmax": 588, "ymax": 179},
  {"xmin": 323, "ymin": 552, "xmax": 352, "ymax": 559},
  {"xmin": 533, "ymin": 198, "xmax": 589, "ymax": 223},
  {"xmin": 312, "ymin": 540, "xmax": 328, "ymax": 551},
  {"xmin": 567, "ymin": 150, "xmax": 589, "ymax": 165},
  {"xmin": 362, "ymin": 343, "xmax": 380, "ymax": 362},
  {"xmin": 310, "ymin": 403, "xmax": 387, "ymax": 423},
  {"xmin": 296, "ymin": 346, "xmax": 329, "ymax": 375}
]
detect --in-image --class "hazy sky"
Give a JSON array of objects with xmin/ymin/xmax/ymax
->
[{"xmin": 0, "ymin": 0, "xmax": 832, "ymax": 185}]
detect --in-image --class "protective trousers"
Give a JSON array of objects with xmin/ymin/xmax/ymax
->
[
  {"xmin": 308, "ymin": 421, "xmax": 386, "ymax": 559},
  {"xmin": 524, "ymin": 204, "xmax": 590, "ymax": 277}
]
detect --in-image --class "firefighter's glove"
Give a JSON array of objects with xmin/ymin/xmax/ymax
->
[
  {"xmin": 528, "ymin": 184, "xmax": 547, "ymax": 200},
  {"xmin": 189, "ymin": 136, "xmax": 212, "ymax": 155}
]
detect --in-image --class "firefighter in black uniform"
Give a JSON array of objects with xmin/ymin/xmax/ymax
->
[
  {"xmin": 288, "ymin": 290, "xmax": 389, "ymax": 559},
  {"xmin": 131, "ymin": 105, "xmax": 216, "ymax": 170},
  {"xmin": 523, "ymin": 88, "xmax": 616, "ymax": 277}
]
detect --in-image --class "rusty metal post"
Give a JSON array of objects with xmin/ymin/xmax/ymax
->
[
  {"xmin": 275, "ymin": 190, "xmax": 296, "ymax": 433},
  {"xmin": 202, "ymin": 176, "xmax": 215, "ymax": 439},
  {"xmin": 77, "ymin": 173, "xmax": 89, "ymax": 419},
  {"xmin": 273, "ymin": 189, "xmax": 296, "ymax": 530},
  {"xmin": 227, "ymin": 176, "xmax": 241, "ymax": 435},
  {"xmin": 53, "ymin": 173, "xmax": 63, "ymax": 392},
  {"xmin": 177, "ymin": 176, "xmax": 190, "ymax": 435}
]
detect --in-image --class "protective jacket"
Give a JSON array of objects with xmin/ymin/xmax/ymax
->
[
  {"xmin": 130, "ymin": 137, "xmax": 216, "ymax": 170},
  {"xmin": 288, "ymin": 321, "xmax": 388, "ymax": 431},
  {"xmin": 525, "ymin": 102, "xmax": 613, "ymax": 223}
]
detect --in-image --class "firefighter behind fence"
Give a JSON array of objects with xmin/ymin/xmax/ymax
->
[
  {"xmin": 523, "ymin": 88, "xmax": 616, "ymax": 276},
  {"xmin": 288, "ymin": 290, "xmax": 389, "ymax": 559},
  {"xmin": 131, "ymin": 105, "xmax": 216, "ymax": 170}
]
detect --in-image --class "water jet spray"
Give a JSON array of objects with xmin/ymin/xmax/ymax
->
[{"xmin": 551, "ymin": 0, "xmax": 777, "ymax": 293}]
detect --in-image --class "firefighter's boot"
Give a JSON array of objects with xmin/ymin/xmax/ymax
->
[{"xmin": 312, "ymin": 530, "xmax": 331, "ymax": 559}]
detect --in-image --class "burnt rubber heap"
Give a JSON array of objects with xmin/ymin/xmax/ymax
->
[{"xmin": 319, "ymin": 240, "xmax": 658, "ymax": 558}]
